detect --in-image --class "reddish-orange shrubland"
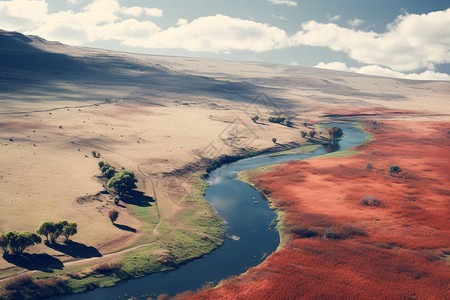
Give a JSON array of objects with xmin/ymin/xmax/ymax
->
[{"xmin": 177, "ymin": 120, "xmax": 450, "ymax": 299}]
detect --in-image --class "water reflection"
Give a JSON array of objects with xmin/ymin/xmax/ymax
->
[{"xmin": 325, "ymin": 142, "xmax": 341, "ymax": 153}]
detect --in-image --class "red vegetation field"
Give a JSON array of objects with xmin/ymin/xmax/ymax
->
[{"xmin": 177, "ymin": 120, "xmax": 450, "ymax": 299}]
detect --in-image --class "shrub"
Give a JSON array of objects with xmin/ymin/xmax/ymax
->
[
  {"xmin": 98, "ymin": 161, "xmax": 105, "ymax": 168},
  {"xmin": 300, "ymin": 131, "xmax": 307, "ymax": 138},
  {"xmin": 322, "ymin": 227, "xmax": 338, "ymax": 239},
  {"xmin": 92, "ymin": 261, "xmax": 122, "ymax": 274},
  {"xmin": 4, "ymin": 274, "xmax": 34, "ymax": 290},
  {"xmin": 361, "ymin": 195, "xmax": 382, "ymax": 207},
  {"xmin": 268, "ymin": 116, "xmax": 287, "ymax": 124},
  {"xmin": 335, "ymin": 225, "xmax": 367, "ymax": 238},
  {"xmin": 251, "ymin": 115, "xmax": 259, "ymax": 123},
  {"xmin": 309, "ymin": 130, "xmax": 316, "ymax": 138},
  {"xmin": 290, "ymin": 225, "xmax": 318, "ymax": 238},
  {"xmin": 272, "ymin": 138, "xmax": 277, "ymax": 144},
  {"xmin": 366, "ymin": 162, "xmax": 373, "ymax": 171},
  {"xmin": 283, "ymin": 120, "xmax": 294, "ymax": 127},
  {"xmin": 390, "ymin": 165, "xmax": 401, "ymax": 174},
  {"xmin": 108, "ymin": 210, "xmax": 119, "ymax": 223}
]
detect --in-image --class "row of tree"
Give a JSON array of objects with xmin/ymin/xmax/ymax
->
[
  {"xmin": 252, "ymin": 115, "xmax": 294, "ymax": 127},
  {"xmin": 36, "ymin": 221, "xmax": 77, "ymax": 244},
  {"xmin": 300, "ymin": 126, "xmax": 344, "ymax": 142},
  {"xmin": 0, "ymin": 220, "xmax": 77, "ymax": 255}
]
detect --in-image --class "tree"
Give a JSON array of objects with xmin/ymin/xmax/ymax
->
[
  {"xmin": 101, "ymin": 164, "xmax": 116, "ymax": 179},
  {"xmin": 36, "ymin": 220, "xmax": 68, "ymax": 243},
  {"xmin": 309, "ymin": 130, "xmax": 316, "ymax": 139},
  {"xmin": 62, "ymin": 222, "xmax": 77, "ymax": 241},
  {"xmin": 268, "ymin": 116, "xmax": 286, "ymax": 124},
  {"xmin": 300, "ymin": 130, "xmax": 307, "ymax": 138},
  {"xmin": 108, "ymin": 210, "xmax": 119, "ymax": 223},
  {"xmin": 107, "ymin": 170, "xmax": 137, "ymax": 196},
  {"xmin": 251, "ymin": 115, "xmax": 259, "ymax": 123},
  {"xmin": 272, "ymin": 138, "xmax": 277, "ymax": 144},
  {"xmin": 327, "ymin": 126, "xmax": 344, "ymax": 142},
  {"xmin": 0, "ymin": 233, "xmax": 10, "ymax": 254},
  {"xmin": 5, "ymin": 231, "xmax": 41, "ymax": 255},
  {"xmin": 36, "ymin": 221, "xmax": 53, "ymax": 242}
]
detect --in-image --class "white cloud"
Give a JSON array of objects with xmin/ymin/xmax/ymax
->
[
  {"xmin": 0, "ymin": 1, "xmax": 448, "ymax": 80},
  {"xmin": 268, "ymin": 0, "xmax": 297, "ymax": 6},
  {"xmin": 293, "ymin": 8, "xmax": 450, "ymax": 72},
  {"xmin": 139, "ymin": 14, "xmax": 289, "ymax": 53},
  {"xmin": 328, "ymin": 15, "xmax": 341, "ymax": 21},
  {"xmin": 121, "ymin": 6, "xmax": 143, "ymax": 17},
  {"xmin": 144, "ymin": 8, "xmax": 163, "ymax": 17},
  {"xmin": 271, "ymin": 14, "xmax": 288, "ymax": 21},
  {"xmin": 314, "ymin": 61, "xmax": 349, "ymax": 72},
  {"xmin": 0, "ymin": 0, "xmax": 48, "ymax": 31},
  {"xmin": 348, "ymin": 18, "xmax": 364, "ymax": 27},
  {"xmin": 177, "ymin": 18, "xmax": 188, "ymax": 26},
  {"xmin": 314, "ymin": 61, "xmax": 450, "ymax": 80}
]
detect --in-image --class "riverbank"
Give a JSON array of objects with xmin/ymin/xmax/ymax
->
[{"xmin": 183, "ymin": 120, "xmax": 450, "ymax": 299}]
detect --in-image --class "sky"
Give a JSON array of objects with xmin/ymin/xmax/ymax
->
[{"xmin": 1, "ymin": 0, "xmax": 449, "ymax": 80}]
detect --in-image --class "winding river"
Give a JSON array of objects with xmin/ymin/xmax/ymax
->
[{"xmin": 60, "ymin": 123, "xmax": 368, "ymax": 299}]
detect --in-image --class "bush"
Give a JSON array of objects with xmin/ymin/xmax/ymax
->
[
  {"xmin": 251, "ymin": 115, "xmax": 259, "ymax": 123},
  {"xmin": 272, "ymin": 138, "xmax": 277, "ymax": 144},
  {"xmin": 284, "ymin": 120, "xmax": 294, "ymax": 127},
  {"xmin": 361, "ymin": 195, "xmax": 382, "ymax": 207},
  {"xmin": 4, "ymin": 274, "xmax": 33, "ymax": 290},
  {"xmin": 290, "ymin": 225, "xmax": 318, "ymax": 238},
  {"xmin": 300, "ymin": 130, "xmax": 307, "ymax": 138},
  {"xmin": 309, "ymin": 130, "xmax": 316, "ymax": 138},
  {"xmin": 108, "ymin": 209, "xmax": 119, "ymax": 223},
  {"xmin": 366, "ymin": 162, "xmax": 373, "ymax": 171},
  {"xmin": 92, "ymin": 261, "xmax": 122, "ymax": 274},
  {"xmin": 322, "ymin": 227, "xmax": 338, "ymax": 239},
  {"xmin": 268, "ymin": 115, "xmax": 287, "ymax": 124},
  {"xmin": 390, "ymin": 165, "xmax": 401, "ymax": 174},
  {"xmin": 98, "ymin": 161, "xmax": 105, "ymax": 168}
]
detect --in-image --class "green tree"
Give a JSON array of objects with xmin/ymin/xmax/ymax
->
[
  {"xmin": 300, "ymin": 130, "xmax": 307, "ymax": 138},
  {"xmin": 107, "ymin": 170, "xmax": 137, "ymax": 196},
  {"xmin": 101, "ymin": 164, "xmax": 116, "ymax": 179},
  {"xmin": 309, "ymin": 130, "xmax": 316, "ymax": 139},
  {"xmin": 36, "ymin": 221, "xmax": 53, "ymax": 242},
  {"xmin": 62, "ymin": 222, "xmax": 77, "ymax": 241},
  {"xmin": 0, "ymin": 233, "xmax": 10, "ymax": 254},
  {"xmin": 36, "ymin": 221, "xmax": 68, "ymax": 243},
  {"xmin": 6, "ymin": 231, "xmax": 41, "ymax": 255},
  {"xmin": 327, "ymin": 126, "xmax": 344, "ymax": 142}
]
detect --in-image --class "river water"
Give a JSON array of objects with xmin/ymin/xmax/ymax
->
[{"xmin": 59, "ymin": 123, "xmax": 368, "ymax": 299}]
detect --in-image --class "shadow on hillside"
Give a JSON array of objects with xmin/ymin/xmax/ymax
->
[
  {"xmin": 113, "ymin": 223, "xmax": 137, "ymax": 233},
  {"xmin": 45, "ymin": 240, "xmax": 101, "ymax": 258},
  {"xmin": 3, "ymin": 253, "xmax": 63, "ymax": 271},
  {"xmin": 120, "ymin": 190, "xmax": 154, "ymax": 207}
]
